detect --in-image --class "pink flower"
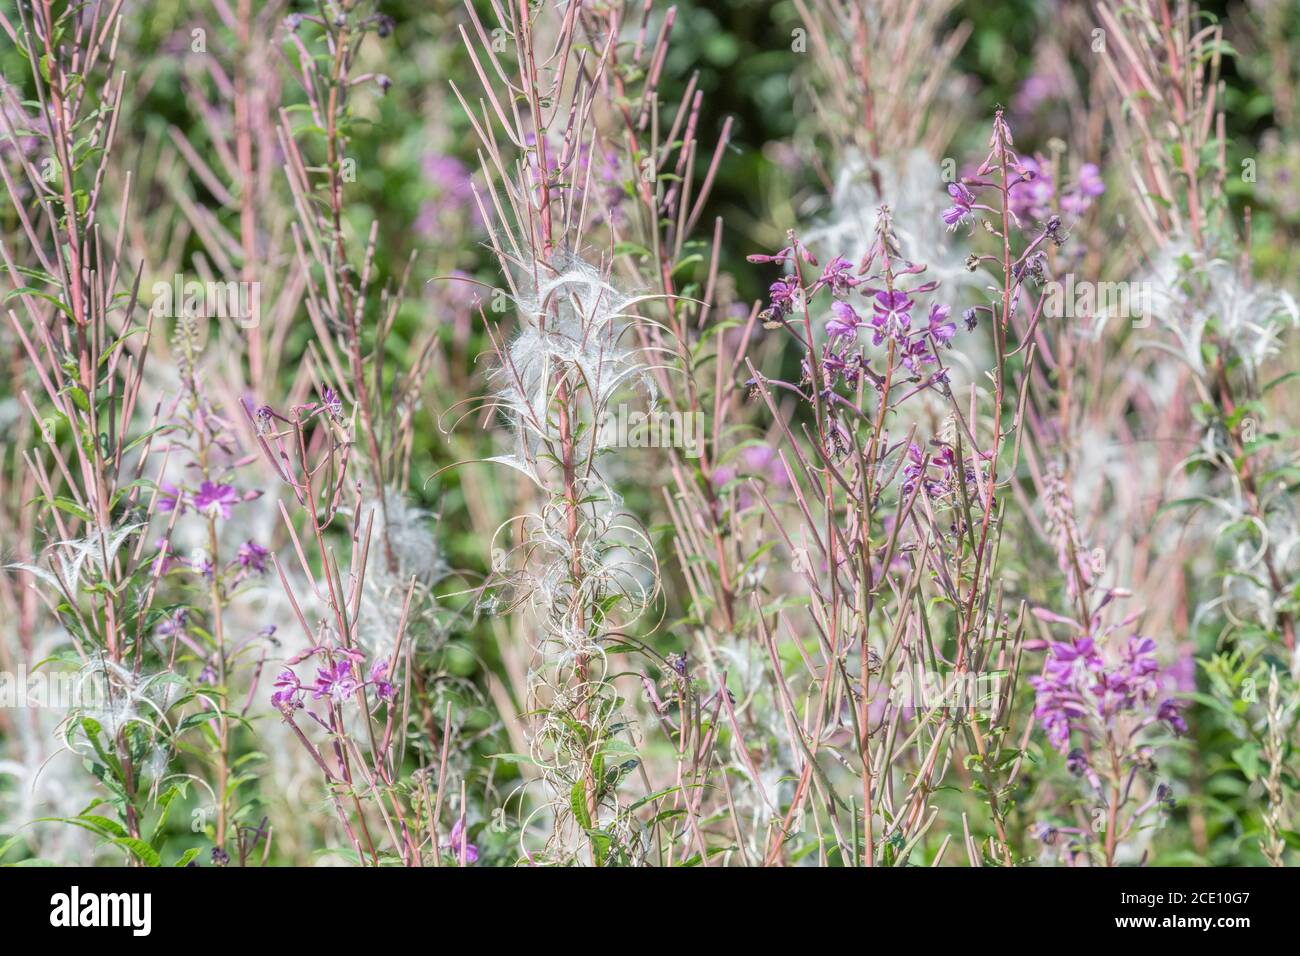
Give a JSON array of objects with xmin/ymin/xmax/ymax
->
[
  {"xmin": 448, "ymin": 817, "xmax": 479, "ymax": 864},
  {"xmin": 272, "ymin": 669, "xmax": 303, "ymax": 713},
  {"xmin": 237, "ymin": 540, "xmax": 270, "ymax": 573},
  {"xmin": 926, "ymin": 303, "xmax": 956, "ymax": 343},
  {"xmin": 826, "ymin": 300, "xmax": 863, "ymax": 339},
  {"xmin": 193, "ymin": 481, "xmax": 239, "ymax": 520},
  {"xmin": 312, "ymin": 659, "xmax": 359, "ymax": 704},
  {"xmin": 157, "ymin": 481, "xmax": 186, "ymax": 514},
  {"xmin": 368, "ymin": 660, "xmax": 395, "ymax": 703},
  {"xmin": 941, "ymin": 182, "xmax": 976, "ymax": 229}
]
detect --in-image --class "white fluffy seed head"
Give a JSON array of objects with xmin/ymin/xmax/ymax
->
[{"xmin": 492, "ymin": 253, "xmax": 656, "ymax": 460}]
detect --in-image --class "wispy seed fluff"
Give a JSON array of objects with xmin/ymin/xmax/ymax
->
[
  {"xmin": 805, "ymin": 148, "xmax": 987, "ymax": 291},
  {"xmin": 491, "ymin": 253, "xmax": 659, "ymax": 471},
  {"xmin": 1139, "ymin": 243, "xmax": 1300, "ymax": 379},
  {"xmin": 348, "ymin": 488, "xmax": 450, "ymax": 657}
]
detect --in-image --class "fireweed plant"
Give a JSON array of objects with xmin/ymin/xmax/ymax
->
[
  {"xmin": 738, "ymin": 109, "xmax": 1074, "ymax": 866},
  {"xmin": 248, "ymin": 4, "xmax": 485, "ymax": 866},
  {"xmin": 0, "ymin": 0, "xmax": 1298, "ymax": 868},
  {"xmin": 1094, "ymin": 0, "xmax": 1300, "ymax": 865},
  {"xmin": 0, "ymin": 0, "xmax": 199, "ymax": 864},
  {"xmin": 450, "ymin": 0, "xmax": 740, "ymax": 865},
  {"xmin": 1026, "ymin": 466, "xmax": 1188, "ymax": 866}
]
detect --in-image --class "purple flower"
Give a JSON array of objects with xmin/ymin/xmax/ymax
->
[
  {"xmin": 1060, "ymin": 163, "xmax": 1105, "ymax": 216},
  {"xmin": 902, "ymin": 443, "xmax": 930, "ymax": 496},
  {"xmin": 835, "ymin": 349, "xmax": 872, "ymax": 389},
  {"xmin": 1112, "ymin": 635, "xmax": 1160, "ymax": 705},
  {"xmin": 1157, "ymin": 698, "xmax": 1188, "ymax": 736},
  {"xmin": 1031, "ymin": 627, "xmax": 1166, "ymax": 753},
  {"xmin": 237, "ymin": 540, "xmax": 270, "ymax": 574},
  {"xmin": 898, "ymin": 334, "xmax": 935, "ymax": 373},
  {"xmin": 448, "ymin": 817, "xmax": 479, "ymax": 864},
  {"xmin": 193, "ymin": 481, "xmax": 239, "ymax": 520},
  {"xmin": 941, "ymin": 182, "xmax": 976, "ymax": 230},
  {"xmin": 926, "ymin": 303, "xmax": 956, "ymax": 344},
  {"xmin": 368, "ymin": 660, "xmax": 396, "ymax": 703},
  {"xmin": 869, "ymin": 290, "xmax": 913, "ymax": 346},
  {"xmin": 826, "ymin": 300, "xmax": 863, "ymax": 339},
  {"xmin": 767, "ymin": 275, "xmax": 801, "ymax": 316},
  {"xmin": 321, "ymin": 387, "xmax": 344, "ymax": 422},
  {"xmin": 312, "ymin": 659, "xmax": 359, "ymax": 704},
  {"xmin": 272, "ymin": 669, "xmax": 303, "ymax": 713},
  {"xmin": 816, "ymin": 255, "xmax": 858, "ymax": 295},
  {"xmin": 902, "ymin": 443, "xmax": 962, "ymax": 496},
  {"xmin": 157, "ymin": 481, "xmax": 186, "ymax": 514}
]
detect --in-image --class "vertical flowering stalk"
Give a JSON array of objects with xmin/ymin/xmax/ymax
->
[
  {"xmin": 1027, "ymin": 466, "xmax": 1187, "ymax": 866},
  {"xmin": 743, "ymin": 192, "xmax": 1027, "ymax": 864},
  {"xmin": 251, "ymin": 392, "xmax": 425, "ymax": 865}
]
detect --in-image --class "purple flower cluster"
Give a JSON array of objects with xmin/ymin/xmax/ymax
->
[
  {"xmin": 939, "ymin": 114, "xmax": 1104, "ymax": 238},
  {"xmin": 237, "ymin": 540, "xmax": 270, "ymax": 573},
  {"xmin": 1000, "ymin": 155, "xmax": 1104, "ymax": 224},
  {"xmin": 1029, "ymin": 625, "xmax": 1185, "ymax": 754},
  {"xmin": 272, "ymin": 649, "xmax": 398, "ymax": 715},
  {"xmin": 901, "ymin": 441, "xmax": 987, "ymax": 503},
  {"xmin": 749, "ymin": 233, "xmax": 963, "ymax": 395}
]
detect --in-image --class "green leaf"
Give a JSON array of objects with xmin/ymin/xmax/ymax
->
[
  {"xmin": 111, "ymin": 837, "xmax": 161, "ymax": 867},
  {"xmin": 570, "ymin": 780, "xmax": 592, "ymax": 830},
  {"xmin": 150, "ymin": 785, "xmax": 183, "ymax": 849},
  {"xmin": 1231, "ymin": 743, "xmax": 1261, "ymax": 781}
]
